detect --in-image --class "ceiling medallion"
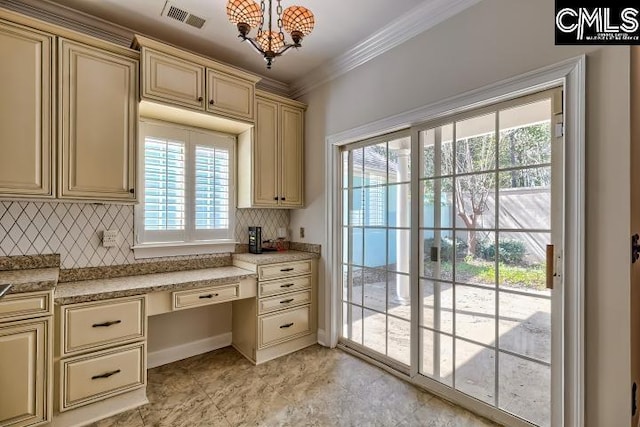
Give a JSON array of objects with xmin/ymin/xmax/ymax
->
[{"xmin": 226, "ymin": 0, "xmax": 315, "ymax": 69}]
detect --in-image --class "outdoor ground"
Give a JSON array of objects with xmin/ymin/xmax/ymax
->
[{"xmin": 344, "ymin": 277, "xmax": 551, "ymax": 427}]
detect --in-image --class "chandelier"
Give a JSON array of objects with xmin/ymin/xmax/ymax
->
[{"xmin": 226, "ymin": 0, "xmax": 315, "ymax": 69}]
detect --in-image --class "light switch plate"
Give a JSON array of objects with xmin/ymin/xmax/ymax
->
[{"xmin": 102, "ymin": 230, "xmax": 119, "ymax": 248}]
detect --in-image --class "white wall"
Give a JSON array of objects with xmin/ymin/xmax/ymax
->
[{"xmin": 290, "ymin": 0, "xmax": 631, "ymax": 424}]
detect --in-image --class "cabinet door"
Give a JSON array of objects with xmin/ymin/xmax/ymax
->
[
  {"xmin": 253, "ymin": 99, "xmax": 279, "ymax": 207},
  {"xmin": 142, "ymin": 48, "xmax": 204, "ymax": 110},
  {"xmin": 59, "ymin": 39, "xmax": 138, "ymax": 201},
  {"xmin": 0, "ymin": 22, "xmax": 53, "ymax": 198},
  {"xmin": 206, "ymin": 69, "xmax": 254, "ymax": 121},
  {"xmin": 279, "ymin": 105, "xmax": 304, "ymax": 208},
  {"xmin": 0, "ymin": 318, "xmax": 50, "ymax": 427}
]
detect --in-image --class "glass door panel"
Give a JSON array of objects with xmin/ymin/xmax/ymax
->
[{"xmin": 341, "ymin": 133, "xmax": 412, "ymax": 366}]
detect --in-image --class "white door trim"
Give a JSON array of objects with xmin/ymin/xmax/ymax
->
[{"xmin": 324, "ymin": 55, "xmax": 585, "ymax": 425}]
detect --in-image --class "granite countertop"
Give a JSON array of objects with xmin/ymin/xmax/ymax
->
[
  {"xmin": 0, "ymin": 268, "xmax": 59, "ymax": 295},
  {"xmin": 54, "ymin": 266, "xmax": 257, "ymax": 305},
  {"xmin": 232, "ymin": 250, "xmax": 319, "ymax": 266}
]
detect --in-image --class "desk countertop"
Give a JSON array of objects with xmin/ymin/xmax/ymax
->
[
  {"xmin": 54, "ymin": 266, "xmax": 256, "ymax": 305},
  {"xmin": 232, "ymin": 250, "xmax": 319, "ymax": 266}
]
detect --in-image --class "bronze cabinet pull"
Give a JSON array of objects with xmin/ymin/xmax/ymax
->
[
  {"xmin": 199, "ymin": 294, "xmax": 219, "ymax": 299},
  {"xmin": 280, "ymin": 283, "xmax": 294, "ymax": 288},
  {"xmin": 280, "ymin": 268, "xmax": 294, "ymax": 272},
  {"xmin": 280, "ymin": 299, "xmax": 294, "ymax": 304},
  {"xmin": 91, "ymin": 369, "xmax": 121, "ymax": 380},
  {"xmin": 92, "ymin": 320, "xmax": 122, "ymax": 328},
  {"xmin": 279, "ymin": 322, "xmax": 294, "ymax": 329}
]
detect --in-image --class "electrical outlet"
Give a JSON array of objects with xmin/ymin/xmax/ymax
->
[
  {"xmin": 102, "ymin": 230, "xmax": 119, "ymax": 248},
  {"xmin": 299, "ymin": 227, "xmax": 305, "ymax": 239}
]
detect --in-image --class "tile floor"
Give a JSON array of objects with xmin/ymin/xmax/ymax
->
[{"xmin": 91, "ymin": 345, "xmax": 499, "ymax": 427}]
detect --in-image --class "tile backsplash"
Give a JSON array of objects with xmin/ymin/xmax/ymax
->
[{"xmin": 0, "ymin": 201, "xmax": 288, "ymax": 269}]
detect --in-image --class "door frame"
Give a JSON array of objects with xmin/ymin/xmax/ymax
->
[{"xmin": 324, "ymin": 55, "xmax": 585, "ymax": 426}]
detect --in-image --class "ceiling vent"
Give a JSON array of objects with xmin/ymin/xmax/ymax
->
[{"xmin": 161, "ymin": 2, "xmax": 207, "ymax": 29}]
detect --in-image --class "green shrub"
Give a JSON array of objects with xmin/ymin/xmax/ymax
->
[{"xmin": 475, "ymin": 238, "xmax": 526, "ymax": 265}]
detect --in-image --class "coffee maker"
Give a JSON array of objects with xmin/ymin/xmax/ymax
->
[{"xmin": 248, "ymin": 226, "xmax": 262, "ymax": 254}]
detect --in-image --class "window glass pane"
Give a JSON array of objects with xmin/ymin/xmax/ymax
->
[
  {"xmin": 388, "ymin": 183, "xmax": 410, "ymax": 228},
  {"xmin": 421, "ymin": 124, "xmax": 453, "ymax": 178},
  {"xmin": 455, "ymin": 339, "xmax": 495, "ymax": 405},
  {"xmin": 455, "ymin": 172, "xmax": 496, "ymax": 230},
  {"xmin": 422, "ymin": 178, "xmax": 454, "ymax": 228},
  {"xmin": 387, "ymin": 317, "xmax": 410, "ymax": 365},
  {"xmin": 364, "ymin": 143, "xmax": 388, "ymax": 186},
  {"xmin": 195, "ymin": 146, "xmax": 229, "ymax": 230},
  {"xmin": 499, "ymin": 99, "xmax": 551, "ymax": 169},
  {"xmin": 455, "ymin": 285, "xmax": 496, "ymax": 346},
  {"xmin": 421, "ymin": 280, "xmax": 453, "ymax": 334},
  {"xmin": 456, "ymin": 113, "xmax": 496, "ymax": 174},
  {"xmin": 499, "ymin": 291, "xmax": 550, "ymax": 363},
  {"xmin": 499, "ymin": 353, "xmax": 550, "ymax": 426},
  {"xmin": 499, "ymin": 167, "xmax": 551, "ymax": 230},
  {"xmin": 144, "ymin": 137, "xmax": 185, "ymax": 231},
  {"xmin": 388, "ymin": 137, "xmax": 411, "ymax": 183},
  {"xmin": 420, "ymin": 329, "xmax": 453, "ymax": 386}
]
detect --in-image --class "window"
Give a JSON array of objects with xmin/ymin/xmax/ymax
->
[{"xmin": 134, "ymin": 121, "xmax": 236, "ymax": 257}]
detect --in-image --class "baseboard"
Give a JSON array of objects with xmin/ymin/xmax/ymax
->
[
  {"xmin": 52, "ymin": 388, "xmax": 148, "ymax": 427},
  {"xmin": 147, "ymin": 332, "xmax": 232, "ymax": 368},
  {"xmin": 317, "ymin": 328, "xmax": 327, "ymax": 347}
]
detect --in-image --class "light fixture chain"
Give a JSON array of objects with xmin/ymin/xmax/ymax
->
[
  {"xmin": 259, "ymin": 0, "xmax": 265, "ymax": 33},
  {"xmin": 276, "ymin": 0, "xmax": 284, "ymax": 38}
]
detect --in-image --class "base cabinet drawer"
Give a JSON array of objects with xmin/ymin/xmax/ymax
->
[
  {"xmin": 60, "ymin": 342, "xmax": 145, "ymax": 411},
  {"xmin": 259, "ymin": 305, "xmax": 310, "ymax": 349},
  {"xmin": 259, "ymin": 275, "xmax": 311, "ymax": 298},
  {"xmin": 172, "ymin": 284, "xmax": 239, "ymax": 310},
  {"xmin": 259, "ymin": 290, "xmax": 311, "ymax": 315},
  {"xmin": 258, "ymin": 260, "xmax": 311, "ymax": 281},
  {"xmin": 0, "ymin": 290, "xmax": 52, "ymax": 323},
  {"xmin": 61, "ymin": 296, "xmax": 146, "ymax": 356}
]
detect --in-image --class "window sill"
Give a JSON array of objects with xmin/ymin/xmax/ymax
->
[{"xmin": 131, "ymin": 240, "xmax": 238, "ymax": 259}]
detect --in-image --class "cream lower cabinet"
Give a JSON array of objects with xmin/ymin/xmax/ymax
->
[
  {"xmin": 56, "ymin": 295, "xmax": 147, "ymax": 413},
  {"xmin": 238, "ymin": 91, "xmax": 305, "ymax": 208},
  {"xmin": 0, "ymin": 20, "xmax": 54, "ymax": 198},
  {"xmin": 0, "ymin": 291, "xmax": 53, "ymax": 427},
  {"xmin": 58, "ymin": 38, "xmax": 138, "ymax": 201},
  {"xmin": 232, "ymin": 259, "xmax": 317, "ymax": 364}
]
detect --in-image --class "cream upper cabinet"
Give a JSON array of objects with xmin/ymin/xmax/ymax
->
[
  {"xmin": 58, "ymin": 38, "xmax": 138, "ymax": 201},
  {"xmin": 0, "ymin": 21, "xmax": 53, "ymax": 198},
  {"xmin": 0, "ymin": 318, "xmax": 50, "ymax": 427},
  {"xmin": 238, "ymin": 91, "xmax": 305, "ymax": 209},
  {"xmin": 141, "ymin": 48, "xmax": 205, "ymax": 110},
  {"xmin": 134, "ymin": 35, "xmax": 259, "ymax": 123},
  {"xmin": 206, "ymin": 69, "xmax": 254, "ymax": 121},
  {"xmin": 252, "ymin": 98, "xmax": 279, "ymax": 207},
  {"xmin": 279, "ymin": 105, "xmax": 304, "ymax": 207}
]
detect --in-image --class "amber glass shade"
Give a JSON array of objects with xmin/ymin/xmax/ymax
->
[
  {"xmin": 282, "ymin": 6, "xmax": 315, "ymax": 36},
  {"xmin": 226, "ymin": 0, "xmax": 262, "ymax": 28},
  {"xmin": 256, "ymin": 30, "xmax": 285, "ymax": 52}
]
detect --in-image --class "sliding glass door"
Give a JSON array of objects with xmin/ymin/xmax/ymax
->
[
  {"xmin": 339, "ymin": 88, "xmax": 563, "ymax": 426},
  {"xmin": 341, "ymin": 132, "xmax": 412, "ymax": 367}
]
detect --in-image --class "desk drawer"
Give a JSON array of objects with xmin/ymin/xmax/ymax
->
[
  {"xmin": 259, "ymin": 290, "xmax": 311, "ymax": 315},
  {"xmin": 60, "ymin": 342, "xmax": 145, "ymax": 411},
  {"xmin": 61, "ymin": 296, "xmax": 145, "ymax": 356},
  {"xmin": 259, "ymin": 275, "xmax": 311, "ymax": 298},
  {"xmin": 259, "ymin": 305, "xmax": 310, "ymax": 348},
  {"xmin": 258, "ymin": 260, "xmax": 312, "ymax": 281},
  {"xmin": 172, "ymin": 284, "xmax": 239, "ymax": 310},
  {"xmin": 0, "ymin": 290, "xmax": 52, "ymax": 322}
]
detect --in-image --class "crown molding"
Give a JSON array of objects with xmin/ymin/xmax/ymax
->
[
  {"xmin": 289, "ymin": 0, "xmax": 482, "ymax": 99},
  {"xmin": 256, "ymin": 75, "xmax": 291, "ymax": 97},
  {"xmin": 0, "ymin": 0, "xmax": 133, "ymax": 46}
]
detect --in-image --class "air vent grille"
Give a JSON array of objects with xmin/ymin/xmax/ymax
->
[
  {"xmin": 185, "ymin": 14, "xmax": 206, "ymax": 29},
  {"xmin": 167, "ymin": 5, "xmax": 188, "ymax": 22},
  {"xmin": 161, "ymin": 2, "xmax": 207, "ymax": 29}
]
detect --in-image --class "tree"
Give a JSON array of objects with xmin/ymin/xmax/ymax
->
[{"xmin": 425, "ymin": 122, "xmax": 551, "ymax": 257}]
